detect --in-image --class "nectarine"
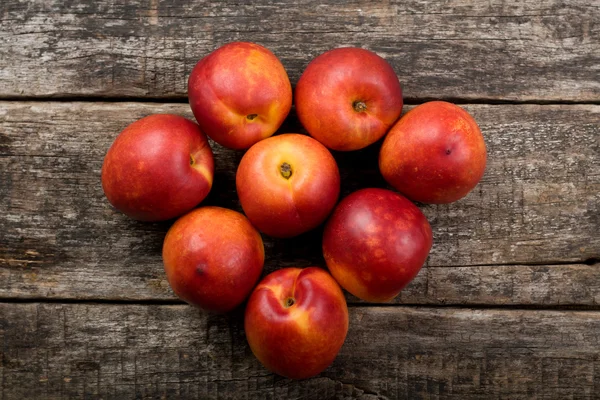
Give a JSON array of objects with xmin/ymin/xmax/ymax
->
[
  {"xmin": 163, "ymin": 207, "xmax": 264, "ymax": 313},
  {"xmin": 236, "ymin": 134, "xmax": 340, "ymax": 238},
  {"xmin": 323, "ymin": 188, "xmax": 432, "ymax": 302},
  {"xmin": 295, "ymin": 47, "xmax": 403, "ymax": 151},
  {"xmin": 188, "ymin": 42, "xmax": 292, "ymax": 150},
  {"xmin": 379, "ymin": 101, "xmax": 487, "ymax": 203},
  {"xmin": 245, "ymin": 267, "xmax": 348, "ymax": 379},
  {"xmin": 101, "ymin": 114, "xmax": 213, "ymax": 221}
]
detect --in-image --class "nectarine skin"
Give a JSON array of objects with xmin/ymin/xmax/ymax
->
[
  {"xmin": 236, "ymin": 134, "xmax": 340, "ymax": 238},
  {"xmin": 162, "ymin": 207, "xmax": 264, "ymax": 313},
  {"xmin": 323, "ymin": 188, "xmax": 432, "ymax": 302},
  {"xmin": 245, "ymin": 267, "xmax": 349, "ymax": 379},
  {"xmin": 295, "ymin": 47, "xmax": 403, "ymax": 151},
  {"xmin": 188, "ymin": 42, "xmax": 292, "ymax": 150},
  {"xmin": 379, "ymin": 101, "xmax": 487, "ymax": 204},
  {"xmin": 101, "ymin": 114, "xmax": 214, "ymax": 221}
]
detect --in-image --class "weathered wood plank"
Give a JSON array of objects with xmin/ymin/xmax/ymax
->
[
  {"xmin": 1, "ymin": 102, "xmax": 598, "ymax": 302},
  {"xmin": 0, "ymin": 0, "xmax": 598, "ymax": 101},
  {"xmin": 395, "ymin": 263, "xmax": 600, "ymax": 306},
  {"xmin": 3, "ymin": 260, "xmax": 600, "ymax": 306},
  {"xmin": 1, "ymin": 303, "xmax": 600, "ymax": 399}
]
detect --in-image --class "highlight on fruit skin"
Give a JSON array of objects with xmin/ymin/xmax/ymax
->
[
  {"xmin": 101, "ymin": 114, "xmax": 214, "ymax": 221},
  {"xmin": 162, "ymin": 206, "xmax": 264, "ymax": 313},
  {"xmin": 244, "ymin": 267, "xmax": 349, "ymax": 379},
  {"xmin": 379, "ymin": 101, "xmax": 487, "ymax": 204},
  {"xmin": 295, "ymin": 47, "xmax": 403, "ymax": 151},
  {"xmin": 188, "ymin": 41, "xmax": 293, "ymax": 150},
  {"xmin": 323, "ymin": 188, "xmax": 433, "ymax": 303}
]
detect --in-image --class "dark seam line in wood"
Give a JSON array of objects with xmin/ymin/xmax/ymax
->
[
  {"xmin": 0, "ymin": 95, "xmax": 599, "ymax": 106},
  {"xmin": 1, "ymin": 298, "xmax": 600, "ymax": 311},
  {"xmin": 0, "ymin": 297, "xmax": 186, "ymax": 305},
  {"xmin": 2, "ymin": 260, "xmax": 597, "ymax": 269},
  {"xmin": 346, "ymin": 303, "xmax": 600, "ymax": 311},
  {"xmin": 428, "ymin": 258, "xmax": 600, "ymax": 268},
  {"xmin": 0, "ymin": 260, "xmax": 596, "ymax": 270}
]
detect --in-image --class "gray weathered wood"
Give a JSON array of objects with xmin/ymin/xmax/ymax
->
[
  {"xmin": 393, "ymin": 263, "xmax": 600, "ymax": 306},
  {"xmin": 1, "ymin": 102, "xmax": 598, "ymax": 302},
  {"xmin": 4, "ymin": 260, "xmax": 600, "ymax": 306},
  {"xmin": 1, "ymin": 303, "xmax": 600, "ymax": 399},
  {"xmin": 0, "ymin": 0, "xmax": 598, "ymax": 101}
]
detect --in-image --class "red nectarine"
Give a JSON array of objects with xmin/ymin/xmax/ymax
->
[
  {"xmin": 323, "ymin": 188, "xmax": 432, "ymax": 302},
  {"xmin": 162, "ymin": 207, "xmax": 264, "ymax": 313},
  {"xmin": 188, "ymin": 42, "xmax": 292, "ymax": 150},
  {"xmin": 101, "ymin": 114, "xmax": 214, "ymax": 221},
  {"xmin": 295, "ymin": 47, "xmax": 403, "ymax": 151},
  {"xmin": 236, "ymin": 134, "xmax": 340, "ymax": 238},
  {"xmin": 245, "ymin": 267, "xmax": 348, "ymax": 379},
  {"xmin": 379, "ymin": 101, "xmax": 487, "ymax": 203}
]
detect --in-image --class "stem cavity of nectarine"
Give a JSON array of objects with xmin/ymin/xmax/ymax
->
[
  {"xmin": 247, "ymin": 114, "xmax": 258, "ymax": 120},
  {"xmin": 284, "ymin": 297, "xmax": 295, "ymax": 308},
  {"xmin": 352, "ymin": 100, "xmax": 367, "ymax": 113},
  {"xmin": 280, "ymin": 162, "xmax": 293, "ymax": 179}
]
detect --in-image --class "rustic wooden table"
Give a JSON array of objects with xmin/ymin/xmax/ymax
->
[{"xmin": 1, "ymin": 1, "xmax": 599, "ymax": 399}]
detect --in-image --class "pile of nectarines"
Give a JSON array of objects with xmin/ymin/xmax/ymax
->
[{"xmin": 102, "ymin": 42, "xmax": 486, "ymax": 379}]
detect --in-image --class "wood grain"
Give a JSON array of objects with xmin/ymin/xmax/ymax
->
[
  {"xmin": 0, "ymin": 0, "xmax": 598, "ymax": 101},
  {"xmin": 1, "ymin": 101, "xmax": 598, "ymax": 302},
  {"xmin": 2, "ymin": 303, "xmax": 600, "ymax": 399}
]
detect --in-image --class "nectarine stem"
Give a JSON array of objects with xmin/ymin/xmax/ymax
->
[
  {"xmin": 353, "ymin": 100, "xmax": 367, "ymax": 112},
  {"xmin": 284, "ymin": 297, "xmax": 295, "ymax": 308},
  {"xmin": 247, "ymin": 114, "xmax": 258, "ymax": 120},
  {"xmin": 280, "ymin": 162, "xmax": 292, "ymax": 179}
]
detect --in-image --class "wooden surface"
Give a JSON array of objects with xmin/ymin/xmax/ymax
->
[
  {"xmin": 1, "ymin": 0, "xmax": 599, "ymax": 399},
  {"xmin": 1, "ymin": 102, "xmax": 599, "ymax": 304},
  {"xmin": 3, "ymin": 303, "xmax": 600, "ymax": 399},
  {"xmin": 1, "ymin": 0, "xmax": 599, "ymax": 102}
]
